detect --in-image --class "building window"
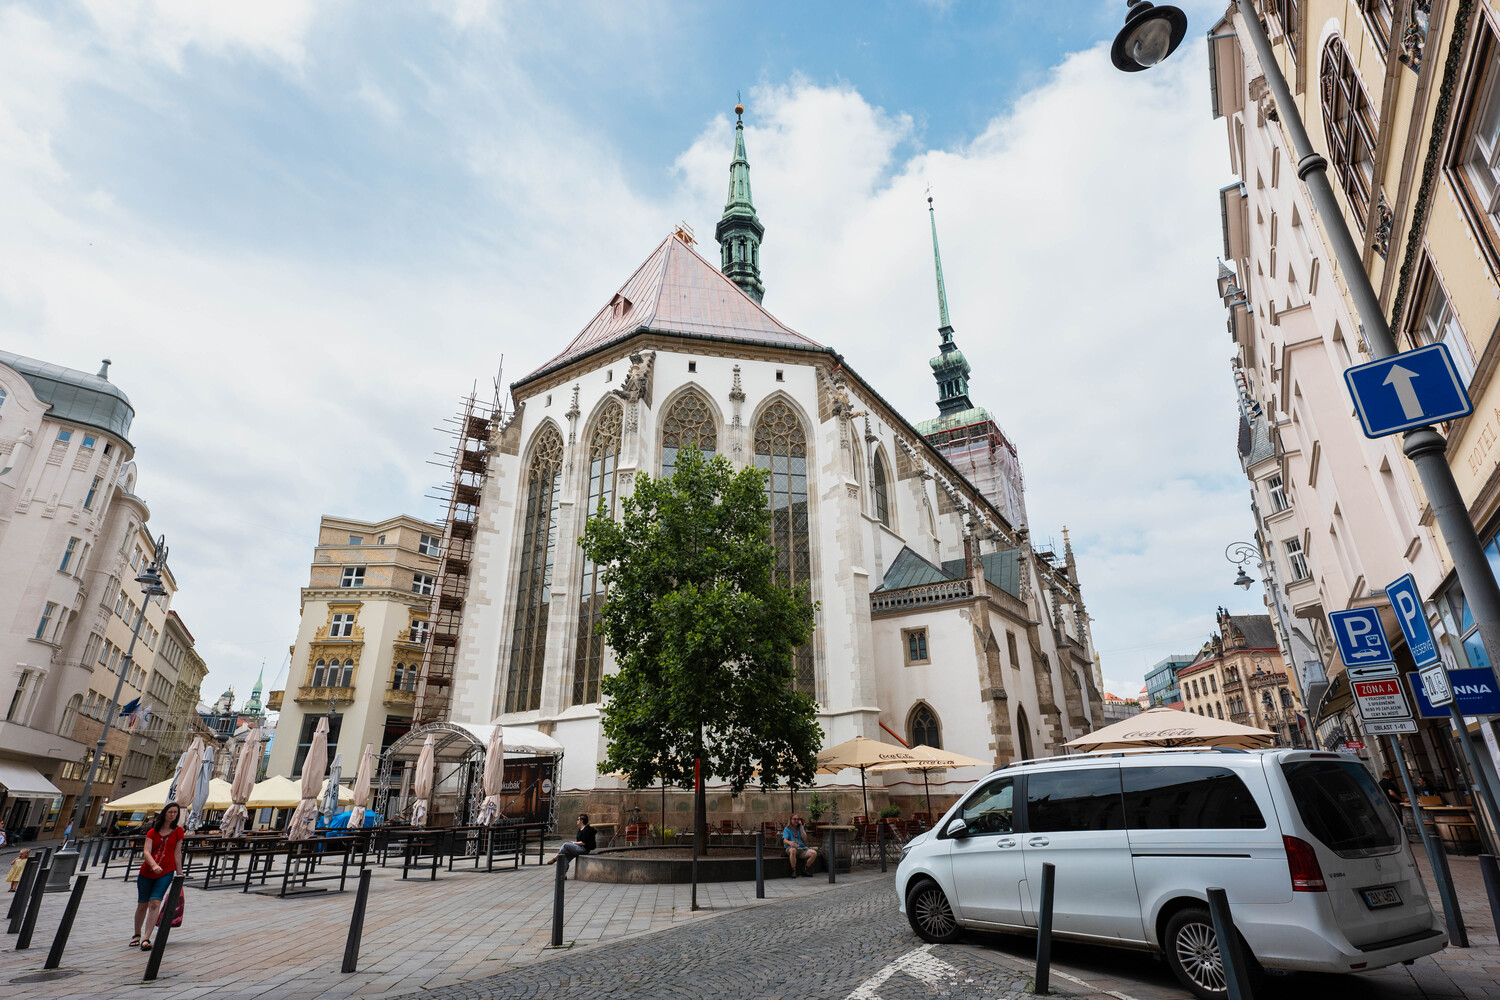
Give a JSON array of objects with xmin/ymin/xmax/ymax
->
[
  {"xmin": 1211, "ymin": 675, "xmax": 1218, "ymax": 692},
  {"xmin": 872, "ymin": 450, "xmax": 891, "ymax": 527},
  {"xmin": 659, "ymin": 390, "xmax": 717, "ymax": 478},
  {"xmin": 1360, "ymin": 0, "xmax": 1393, "ymax": 54},
  {"xmin": 1320, "ymin": 35, "xmax": 1378, "ymax": 229},
  {"xmin": 1266, "ymin": 474, "xmax": 1290, "ymax": 513},
  {"xmin": 59, "ymin": 537, "xmax": 79, "ymax": 573},
  {"xmin": 1284, "ymin": 538, "xmax": 1310, "ymax": 581},
  {"xmin": 418, "ymin": 533, "xmax": 441, "ymax": 557},
  {"xmin": 574, "ymin": 402, "xmax": 623, "ymax": 706},
  {"xmin": 330, "ymin": 613, "xmax": 355, "ymax": 638},
  {"xmin": 1006, "ymin": 631, "xmax": 1021, "ymax": 670},
  {"xmin": 755, "ymin": 400, "xmax": 815, "ymax": 698},
  {"xmin": 687, "ymin": 360, "xmax": 697, "ymax": 373},
  {"xmin": 337, "ymin": 659, "xmax": 355, "ymax": 687},
  {"xmin": 1274, "ymin": 0, "xmax": 1299, "ymax": 57},
  {"xmin": 1411, "ymin": 267, "xmax": 1478, "ymax": 386},
  {"xmin": 57, "ymin": 429, "xmax": 71, "ymax": 442},
  {"xmin": 410, "ymin": 619, "xmax": 431, "ymax": 646},
  {"xmin": 903, "ymin": 628, "xmax": 930, "ymax": 665},
  {"xmin": 504, "ymin": 425, "xmax": 565, "ymax": 714},
  {"xmin": 35, "ymin": 602, "xmax": 57, "ymax": 640},
  {"xmin": 908, "ymin": 703, "xmax": 941, "ymax": 750},
  {"xmin": 7, "ymin": 670, "xmax": 33, "ymax": 722},
  {"xmin": 1216, "ymin": 702, "xmax": 1224, "ymax": 719},
  {"xmin": 392, "ymin": 663, "xmax": 416, "ymax": 691},
  {"xmin": 58, "ymin": 694, "xmax": 82, "ymax": 736},
  {"xmin": 292, "ymin": 713, "xmax": 342, "ymax": 777},
  {"xmin": 0, "ymin": 387, "xmax": 5, "ymax": 409},
  {"xmin": 341, "ymin": 566, "xmax": 366, "ymax": 588},
  {"xmin": 411, "ymin": 573, "xmax": 436, "ymax": 596},
  {"xmin": 81, "ymin": 435, "xmax": 96, "ymax": 449},
  {"xmin": 348, "ymin": 535, "xmax": 363, "ymax": 545},
  {"xmin": 312, "ymin": 658, "xmax": 328, "ymax": 686}
]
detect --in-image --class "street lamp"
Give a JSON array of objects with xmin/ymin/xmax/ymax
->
[
  {"xmin": 1111, "ymin": 0, "xmax": 1188, "ymax": 72},
  {"xmin": 1225, "ymin": 541, "xmax": 1261, "ymax": 591},
  {"xmin": 48, "ymin": 534, "xmax": 168, "ymax": 890}
]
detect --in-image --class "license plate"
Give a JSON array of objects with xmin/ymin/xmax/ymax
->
[{"xmin": 1361, "ymin": 886, "xmax": 1402, "ymax": 910}]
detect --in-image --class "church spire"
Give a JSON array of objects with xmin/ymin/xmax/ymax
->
[
  {"xmin": 927, "ymin": 193, "xmax": 972, "ymax": 415},
  {"xmin": 715, "ymin": 99, "xmax": 766, "ymax": 303}
]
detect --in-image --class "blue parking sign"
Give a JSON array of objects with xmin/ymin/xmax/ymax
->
[
  {"xmin": 1385, "ymin": 574, "xmax": 1439, "ymax": 666},
  {"xmin": 1344, "ymin": 343, "xmax": 1472, "ymax": 438},
  {"xmin": 1329, "ymin": 607, "xmax": 1394, "ymax": 668}
]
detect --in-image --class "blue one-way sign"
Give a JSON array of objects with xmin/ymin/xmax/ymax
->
[
  {"xmin": 1329, "ymin": 607, "xmax": 1395, "ymax": 669},
  {"xmin": 1385, "ymin": 574, "xmax": 1439, "ymax": 666},
  {"xmin": 1345, "ymin": 343, "xmax": 1472, "ymax": 438}
]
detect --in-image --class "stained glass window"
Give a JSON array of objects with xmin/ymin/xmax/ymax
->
[
  {"xmin": 505, "ymin": 425, "xmax": 565, "ymax": 713},
  {"xmin": 909, "ymin": 703, "xmax": 941, "ymax": 749},
  {"xmin": 574, "ymin": 403, "xmax": 623, "ymax": 705},
  {"xmin": 754, "ymin": 400, "xmax": 815, "ymax": 697},
  {"xmin": 660, "ymin": 390, "xmax": 717, "ymax": 477},
  {"xmin": 872, "ymin": 450, "xmax": 891, "ymax": 527}
]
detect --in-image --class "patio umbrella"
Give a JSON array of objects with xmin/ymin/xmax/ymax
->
[
  {"xmin": 287, "ymin": 717, "xmax": 329, "ymax": 840},
  {"xmin": 411, "ymin": 734, "xmax": 436, "ymax": 828},
  {"xmin": 1065, "ymin": 706, "xmax": 1274, "ymax": 753},
  {"xmin": 220, "ymin": 727, "xmax": 261, "ymax": 837},
  {"xmin": 347, "ymin": 743, "xmax": 375, "ymax": 830},
  {"xmin": 478, "ymin": 727, "xmax": 505, "ymax": 825},
  {"xmin": 103, "ymin": 778, "xmax": 234, "ymax": 813},
  {"xmin": 187, "ymin": 745, "xmax": 215, "ymax": 830},
  {"xmin": 868, "ymin": 745, "xmax": 990, "ymax": 818},
  {"xmin": 322, "ymin": 751, "xmax": 344, "ymax": 823},
  {"xmin": 170, "ymin": 737, "xmax": 205, "ymax": 818},
  {"xmin": 816, "ymin": 737, "xmax": 938, "ymax": 823}
]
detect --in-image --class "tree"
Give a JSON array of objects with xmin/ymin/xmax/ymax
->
[{"xmin": 582, "ymin": 445, "xmax": 821, "ymax": 854}]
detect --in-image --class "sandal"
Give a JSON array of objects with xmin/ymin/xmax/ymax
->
[
  {"xmin": 140, "ymin": 938, "xmax": 153, "ymax": 951},
  {"xmin": 129, "ymin": 936, "xmax": 141, "ymax": 948}
]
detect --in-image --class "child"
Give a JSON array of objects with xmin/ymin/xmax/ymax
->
[{"xmin": 6, "ymin": 848, "xmax": 30, "ymax": 892}]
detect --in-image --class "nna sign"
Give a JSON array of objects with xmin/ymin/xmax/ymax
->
[{"xmin": 1409, "ymin": 668, "xmax": 1500, "ymax": 718}]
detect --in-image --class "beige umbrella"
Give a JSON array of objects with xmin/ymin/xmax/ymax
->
[
  {"xmin": 816, "ymin": 737, "xmax": 938, "ymax": 822},
  {"xmin": 102, "ymin": 778, "xmax": 234, "ymax": 813},
  {"xmin": 169, "ymin": 737, "xmax": 205, "ymax": 815},
  {"xmin": 1065, "ymin": 706, "xmax": 1274, "ymax": 753},
  {"xmin": 868, "ymin": 745, "xmax": 991, "ymax": 818},
  {"xmin": 411, "ymin": 734, "xmax": 436, "ymax": 828},
  {"xmin": 247, "ymin": 775, "xmax": 352, "ymax": 810},
  {"xmin": 478, "ymin": 728, "xmax": 505, "ymax": 825},
  {"xmin": 286, "ymin": 717, "xmax": 329, "ymax": 840},
  {"xmin": 347, "ymin": 743, "xmax": 375, "ymax": 830},
  {"xmin": 219, "ymin": 727, "xmax": 262, "ymax": 837}
]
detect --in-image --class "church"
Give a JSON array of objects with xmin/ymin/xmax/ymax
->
[{"xmin": 423, "ymin": 105, "xmax": 1103, "ymax": 810}]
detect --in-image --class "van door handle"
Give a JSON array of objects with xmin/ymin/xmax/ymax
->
[
  {"xmin": 996, "ymin": 839, "xmax": 1017, "ymax": 849},
  {"xmin": 1028, "ymin": 837, "xmax": 1049, "ymax": 847}
]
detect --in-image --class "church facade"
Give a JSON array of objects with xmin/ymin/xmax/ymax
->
[{"xmin": 437, "ymin": 108, "xmax": 1102, "ymax": 799}]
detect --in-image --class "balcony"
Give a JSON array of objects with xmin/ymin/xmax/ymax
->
[
  {"xmin": 870, "ymin": 579, "xmax": 974, "ymax": 614},
  {"xmin": 384, "ymin": 688, "xmax": 417, "ymax": 709},
  {"xmin": 294, "ymin": 685, "xmax": 357, "ymax": 706},
  {"xmin": 267, "ymin": 690, "xmax": 284, "ymax": 711}
]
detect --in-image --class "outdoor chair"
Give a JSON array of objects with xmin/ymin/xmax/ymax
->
[
  {"xmin": 762, "ymin": 822, "xmax": 781, "ymax": 844},
  {"xmin": 718, "ymin": 819, "xmax": 735, "ymax": 837}
]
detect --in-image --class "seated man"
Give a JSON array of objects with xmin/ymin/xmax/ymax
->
[
  {"xmin": 547, "ymin": 813, "xmax": 597, "ymax": 876},
  {"xmin": 782, "ymin": 814, "xmax": 818, "ymax": 877}
]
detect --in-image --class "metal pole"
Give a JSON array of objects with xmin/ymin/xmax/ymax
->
[
  {"xmin": 7, "ymin": 855, "xmax": 38, "ymax": 927},
  {"xmin": 754, "ymin": 831, "xmax": 764, "ymax": 899},
  {"xmin": 14, "ymin": 858, "xmax": 51, "ymax": 949},
  {"xmin": 1480, "ymin": 854, "xmax": 1500, "ymax": 939},
  {"xmin": 1237, "ymin": 2, "xmax": 1500, "ymax": 785},
  {"xmin": 44, "ymin": 873, "xmax": 88, "ymax": 969},
  {"xmin": 341, "ymin": 868, "xmax": 372, "ymax": 973},
  {"xmin": 1448, "ymin": 703, "xmax": 1500, "ymax": 854},
  {"xmin": 878, "ymin": 819, "xmax": 887, "ymax": 873},
  {"xmin": 1206, "ymin": 887, "xmax": 1254, "ymax": 1000},
  {"xmin": 826, "ymin": 829, "xmax": 836, "ymax": 884},
  {"xmin": 1392, "ymin": 737, "xmax": 1466, "ymax": 945},
  {"xmin": 550, "ymin": 852, "xmax": 566, "ymax": 947},
  {"xmin": 142, "ymin": 875, "xmax": 183, "ymax": 982},
  {"xmin": 1033, "ymin": 861, "xmax": 1055, "ymax": 995}
]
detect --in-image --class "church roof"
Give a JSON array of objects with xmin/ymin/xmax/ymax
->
[
  {"xmin": 875, "ymin": 545, "xmax": 1021, "ymax": 599},
  {"xmin": 518, "ymin": 233, "xmax": 821, "ymax": 386},
  {"xmin": 878, "ymin": 547, "xmax": 952, "ymax": 590}
]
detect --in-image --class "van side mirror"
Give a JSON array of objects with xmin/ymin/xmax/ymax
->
[{"xmin": 943, "ymin": 817, "xmax": 969, "ymax": 839}]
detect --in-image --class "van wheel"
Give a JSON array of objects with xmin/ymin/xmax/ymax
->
[
  {"xmin": 1165, "ymin": 907, "xmax": 1230, "ymax": 999},
  {"xmin": 905, "ymin": 879, "xmax": 960, "ymax": 944}
]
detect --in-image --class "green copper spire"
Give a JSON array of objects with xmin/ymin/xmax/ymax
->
[
  {"xmin": 927, "ymin": 194, "xmax": 972, "ymax": 415},
  {"xmin": 715, "ymin": 99, "xmax": 766, "ymax": 303}
]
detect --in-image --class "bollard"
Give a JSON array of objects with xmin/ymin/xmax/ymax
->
[
  {"xmin": 1033, "ymin": 861, "xmax": 1055, "ymax": 995},
  {"xmin": 143, "ymin": 875, "xmax": 184, "ymax": 982},
  {"xmin": 1482, "ymin": 854, "xmax": 1500, "ymax": 941},
  {"xmin": 15, "ymin": 859, "xmax": 52, "ymax": 950},
  {"xmin": 44, "ymin": 874, "xmax": 88, "ymax": 970},
  {"xmin": 550, "ymin": 852, "xmax": 566, "ymax": 947},
  {"xmin": 826, "ymin": 829, "xmax": 836, "ymax": 884},
  {"xmin": 1206, "ymin": 887, "xmax": 1253, "ymax": 1000},
  {"xmin": 878, "ymin": 821, "xmax": 887, "ymax": 874},
  {"xmin": 341, "ymin": 869, "xmax": 372, "ymax": 973},
  {"xmin": 7, "ymin": 855, "xmax": 39, "ymax": 928},
  {"xmin": 754, "ymin": 831, "xmax": 764, "ymax": 899}
]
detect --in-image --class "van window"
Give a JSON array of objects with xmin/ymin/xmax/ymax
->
[
  {"xmin": 957, "ymin": 777, "xmax": 1015, "ymax": 835},
  {"xmin": 1026, "ymin": 768, "xmax": 1124, "ymax": 832},
  {"xmin": 1122, "ymin": 766, "xmax": 1266, "ymax": 829},
  {"xmin": 1281, "ymin": 760, "xmax": 1401, "ymax": 858}
]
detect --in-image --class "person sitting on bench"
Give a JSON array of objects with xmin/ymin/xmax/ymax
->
[
  {"xmin": 782, "ymin": 814, "xmax": 818, "ymax": 877},
  {"xmin": 547, "ymin": 813, "xmax": 597, "ymax": 875}
]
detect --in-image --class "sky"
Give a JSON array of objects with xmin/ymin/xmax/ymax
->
[{"xmin": 0, "ymin": 0, "xmax": 1254, "ymax": 710}]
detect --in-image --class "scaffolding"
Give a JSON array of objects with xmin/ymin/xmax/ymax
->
[
  {"xmin": 925, "ymin": 416, "xmax": 1029, "ymax": 530},
  {"xmin": 413, "ymin": 378, "xmax": 506, "ymax": 725}
]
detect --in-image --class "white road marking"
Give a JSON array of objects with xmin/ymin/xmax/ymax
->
[
  {"xmin": 1050, "ymin": 967, "xmax": 1143, "ymax": 1000},
  {"xmin": 844, "ymin": 944, "xmax": 963, "ymax": 999}
]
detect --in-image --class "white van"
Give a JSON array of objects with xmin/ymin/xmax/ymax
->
[{"xmin": 896, "ymin": 748, "xmax": 1446, "ymax": 999}]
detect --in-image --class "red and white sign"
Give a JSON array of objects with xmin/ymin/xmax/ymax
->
[
  {"xmin": 1342, "ymin": 740, "xmax": 1365, "ymax": 751},
  {"xmin": 1352, "ymin": 678, "xmax": 1412, "ymax": 721}
]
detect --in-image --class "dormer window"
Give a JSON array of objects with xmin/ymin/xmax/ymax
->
[{"xmin": 609, "ymin": 293, "xmax": 632, "ymax": 319}]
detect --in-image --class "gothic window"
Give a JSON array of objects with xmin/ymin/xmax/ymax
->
[
  {"xmin": 908, "ymin": 703, "xmax": 941, "ymax": 750},
  {"xmin": 872, "ymin": 450, "xmax": 891, "ymax": 527},
  {"xmin": 574, "ymin": 403, "xmax": 623, "ymax": 706},
  {"xmin": 1320, "ymin": 36, "xmax": 1378, "ymax": 229},
  {"xmin": 754, "ymin": 400, "xmax": 814, "ymax": 697},
  {"xmin": 505, "ymin": 425, "xmax": 565, "ymax": 713},
  {"xmin": 660, "ymin": 390, "xmax": 717, "ymax": 477},
  {"xmin": 1015, "ymin": 705, "xmax": 1033, "ymax": 762}
]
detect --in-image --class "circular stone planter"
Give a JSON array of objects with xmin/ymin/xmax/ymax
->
[{"xmin": 575, "ymin": 845, "xmax": 806, "ymax": 884}]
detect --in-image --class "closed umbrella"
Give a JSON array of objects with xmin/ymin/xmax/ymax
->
[
  {"xmin": 220, "ymin": 727, "xmax": 261, "ymax": 837},
  {"xmin": 816, "ymin": 737, "xmax": 938, "ymax": 823},
  {"xmin": 170, "ymin": 737, "xmax": 205, "ymax": 817},
  {"xmin": 287, "ymin": 717, "xmax": 329, "ymax": 840},
  {"xmin": 322, "ymin": 751, "xmax": 344, "ymax": 823},
  {"xmin": 411, "ymin": 735, "xmax": 436, "ymax": 828},
  {"xmin": 1064, "ymin": 706, "xmax": 1273, "ymax": 753},
  {"xmin": 868, "ymin": 745, "xmax": 990, "ymax": 818},
  {"xmin": 347, "ymin": 743, "xmax": 374, "ymax": 830},
  {"xmin": 187, "ymin": 745, "xmax": 215, "ymax": 830},
  {"xmin": 478, "ymin": 727, "xmax": 505, "ymax": 825}
]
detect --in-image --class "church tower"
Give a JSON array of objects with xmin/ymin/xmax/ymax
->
[
  {"xmin": 715, "ymin": 101, "xmax": 766, "ymax": 302},
  {"xmin": 927, "ymin": 195, "xmax": 973, "ymax": 415}
]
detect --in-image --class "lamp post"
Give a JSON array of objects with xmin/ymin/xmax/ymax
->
[
  {"xmin": 1226, "ymin": 540, "xmax": 1319, "ymax": 748},
  {"xmin": 1125, "ymin": 4, "xmax": 1500, "ymax": 733},
  {"xmin": 48, "ymin": 535, "xmax": 169, "ymax": 890}
]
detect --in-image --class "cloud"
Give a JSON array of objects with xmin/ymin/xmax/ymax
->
[{"xmin": 79, "ymin": 0, "xmax": 319, "ymax": 69}]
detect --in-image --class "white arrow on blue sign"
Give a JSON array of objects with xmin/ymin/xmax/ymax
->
[
  {"xmin": 1385, "ymin": 573, "xmax": 1440, "ymax": 667},
  {"xmin": 1344, "ymin": 343, "xmax": 1473, "ymax": 438},
  {"xmin": 1329, "ymin": 607, "xmax": 1395, "ymax": 668}
]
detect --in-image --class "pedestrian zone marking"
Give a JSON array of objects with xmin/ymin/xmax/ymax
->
[{"xmin": 844, "ymin": 944, "xmax": 960, "ymax": 999}]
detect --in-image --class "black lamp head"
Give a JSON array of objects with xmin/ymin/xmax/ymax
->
[{"xmin": 1112, "ymin": 0, "xmax": 1189, "ymax": 72}]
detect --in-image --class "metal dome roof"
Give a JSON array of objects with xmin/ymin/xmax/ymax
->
[{"xmin": 0, "ymin": 350, "xmax": 135, "ymax": 442}]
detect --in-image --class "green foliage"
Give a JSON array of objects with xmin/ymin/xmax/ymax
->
[
  {"xmin": 805, "ymin": 792, "xmax": 830, "ymax": 822},
  {"xmin": 879, "ymin": 804, "xmax": 901, "ymax": 819},
  {"xmin": 583, "ymin": 445, "xmax": 821, "ymax": 797}
]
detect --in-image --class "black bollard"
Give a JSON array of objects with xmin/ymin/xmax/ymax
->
[
  {"xmin": 143, "ymin": 875, "xmax": 184, "ymax": 982},
  {"xmin": 7, "ymin": 855, "xmax": 38, "ymax": 928},
  {"xmin": 341, "ymin": 869, "xmax": 372, "ymax": 973},
  {"xmin": 878, "ymin": 821, "xmax": 887, "ymax": 874},
  {"xmin": 826, "ymin": 829, "xmax": 836, "ymax": 884},
  {"xmin": 1033, "ymin": 861, "xmax": 1055, "ymax": 995},
  {"xmin": 754, "ymin": 831, "xmax": 765, "ymax": 899},
  {"xmin": 44, "ymin": 873, "xmax": 88, "ymax": 969},
  {"xmin": 15, "ymin": 859, "xmax": 52, "ymax": 950},
  {"xmin": 1206, "ymin": 887, "xmax": 1253, "ymax": 1000},
  {"xmin": 550, "ymin": 853, "xmax": 566, "ymax": 947},
  {"xmin": 1482, "ymin": 855, "xmax": 1500, "ymax": 940}
]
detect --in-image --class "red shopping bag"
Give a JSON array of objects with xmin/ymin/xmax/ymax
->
[{"xmin": 155, "ymin": 888, "xmax": 185, "ymax": 928}]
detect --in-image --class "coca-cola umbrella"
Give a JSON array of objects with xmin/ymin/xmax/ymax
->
[
  {"xmin": 220, "ymin": 727, "xmax": 261, "ymax": 838},
  {"xmin": 286, "ymin": 717, "xmax": 329, "ymax": 840},
  {"xmin": 347, "ymin": 743, "xmax": 375, "ymax": 830},
  {"xmin": 170, "ymin": 737, "xmax": 205, "ymax": 816},
  {"xmin": 1065, "ymin": 707, "xmax": 1273, "ymax": 753}
]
